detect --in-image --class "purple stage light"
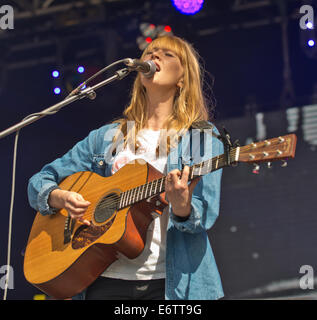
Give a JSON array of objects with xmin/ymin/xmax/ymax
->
[{"xmin": 172, "ymin": 0, "xmax": 204, "ymax": 15}]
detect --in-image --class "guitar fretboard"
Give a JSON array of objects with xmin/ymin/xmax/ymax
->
[{"xmin": 117, "ymin": 150, "xmax": 236, "ymax": 210}]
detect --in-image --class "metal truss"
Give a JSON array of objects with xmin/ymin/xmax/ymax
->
[
  {"xmin": 9, "ymin": 0, "xmax": 124, "ymax": 18},
  {"xmin": 0, "ymin": 0, "xmax": 307, "ymax": 81}
]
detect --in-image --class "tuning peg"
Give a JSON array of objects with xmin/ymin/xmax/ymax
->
[
  {"xmin": 252, "ymin": 164, "xmax": 260, "ymax": 174},
  {"xmin": 267, "ymin": 162, "xmax": 273, "ymax": 169},
  {"xmin": 281, "ymin": 160, "xmax": 288, "ymax": 167}
]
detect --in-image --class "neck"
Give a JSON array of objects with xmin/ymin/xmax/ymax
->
[
  {"xmin": 145, "ymin": 87, "xmax": 176, "ymax": 131},
  {"xmin": 118, "ymin": 149, "xmax": 233, "ymax": 209}
]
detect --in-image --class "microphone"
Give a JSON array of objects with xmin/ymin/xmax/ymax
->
[{"xmin": 124, "ymin": 58, "xmax": 156, "ymax": 78}]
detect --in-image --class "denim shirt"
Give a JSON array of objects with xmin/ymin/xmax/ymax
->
[{"xmin": 27, "ymin": 122, "xmax": 224, "ymax": 300}]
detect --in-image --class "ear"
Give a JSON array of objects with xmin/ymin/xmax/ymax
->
[{"xmin": 177, "ymin": 77, "xmax": 184, "ymax": 89}]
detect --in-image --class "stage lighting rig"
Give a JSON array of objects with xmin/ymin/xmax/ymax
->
[{"xmin": 137, "ymin": 23, "xmax": 173, "ymax": 50}]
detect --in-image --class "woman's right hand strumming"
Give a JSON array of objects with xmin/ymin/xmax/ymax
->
[{"xmin": 48, "ymin": 189, "xmax": 91, "ymax": 225}]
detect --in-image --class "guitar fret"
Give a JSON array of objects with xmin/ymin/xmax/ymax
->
[
  {"xmin": 140, "ymin": 185, "xmax": 144, "ymax": 200},
  {"xmin": 119, "ymin": 193, "xmax": 124, "ymax": 209},
  {"xmin": 135, "ymin": 186, "xmax": 139, "ymax": 202},
  {"xmin": 215, "ymin": 156, "xmax": 219, "ymax": 169},
  {"xmin": 147, "ymin": 182, "xmax": 152, "ymax": 198},
  {"xmin": 159, "ymin": 177, "xmax": 164, "ymax": 192},
  {"xmin": 125, "ymin": 189, "xmax": 130, "ymax": 206},
  {"xmin": 154, "ymin": 180, "xmax": 158, "ymax": 194},
  {"xmin": 125, "ymin": 189, "xmax": 131, "ymax": 206},
  {"xmin": 137, "ymin": 186, "xmax": 141, "ymax": 201},
  {"xmin": 140, "ymin": 184, "xmax": 144, "ymax": 200},
  {"xmin": 132, "ymin": 188, "xmax": 137, "ymax": 203},
  {"xmin": 122, "ymin": 190, "xmax": 128, "ymax": 207},
  {"xmin": 149, "ymin": 181, "xmax": 154, "ymax": 197},
  {"xmin": 128, "ymin": 189, "xmax": 133, "ymax": 205},
  {"xmin": 198, "ymin": 162, "xmax": 202, "ymax": 176},
  {"xmin": 145, "ymin": 182, "xmax": 149, "ymax": 199}
]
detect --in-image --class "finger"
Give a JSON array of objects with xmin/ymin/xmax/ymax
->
[
  {"xmin": 180, "ymin": 165, "xmax": 190, "ymax": 183},
  {"xmin": 188, "ymin": 176, "xmax": 201, "ymax": 194},
  {"xmin": 68, "ymin": 211, "xmax": 85, "ymax": 220},
  {"xmin": 75, "ymin": 193, "xmax": 90, "ymax": 203},
  {"xmin": 66, "ymin": 203, "xmax": 87, "ymax": 215},
  {"xmin": 68, "ymin": 195, "xmax": 91, "ymax": 208},
  {"xmin": 79, "ymin": 218, "xmax": 91, "ymax": 226},
  {"xmin": 169, "ymin": 170, "xmax": 181, "ymax": 184}
]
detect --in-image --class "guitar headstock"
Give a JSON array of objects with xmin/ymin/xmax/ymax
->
[{"xmin": 236, "ymin": 134, "xmax": 297, "ymax": 165}]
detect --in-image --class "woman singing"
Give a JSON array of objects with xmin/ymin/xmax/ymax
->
[{"xmin": 28, "ymin": 35, "xmax": 224, "ymax": 300}]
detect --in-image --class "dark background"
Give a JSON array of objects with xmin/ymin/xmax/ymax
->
[{"xmin": 0, "ymin": 0, "xmax": 316, "ymax": 299}]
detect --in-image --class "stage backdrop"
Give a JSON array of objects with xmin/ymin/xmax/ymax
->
[{"xmin": 209, "ymin": 104, "xmax": 317, "ymax": 299}]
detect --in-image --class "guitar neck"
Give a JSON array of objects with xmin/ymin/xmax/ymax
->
[{"xmin": 118, "ymin": 148, "xmax": 238, "ymax": 210}]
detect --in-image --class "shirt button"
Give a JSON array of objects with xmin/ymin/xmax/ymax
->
[{"xmin": 98, "ymin": 160, "xmax": 104, "ymax": 166}]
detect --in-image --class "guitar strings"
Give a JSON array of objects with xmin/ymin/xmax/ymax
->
[
  {"xmin": 86, "ymin": 149, "xmax": 236, "ymax": 217},
  {"xmin": 83, "ymin": 141, "xmax": 281, "ymax": 221},
  {"xmin": 96, "ymin": 150, "xmax": 234, "ymax": 212}
]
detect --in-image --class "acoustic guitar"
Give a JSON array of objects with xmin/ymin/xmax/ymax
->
[{"xmin": 23, "ymin": 134, "xmax": 297, "ymax": 299}]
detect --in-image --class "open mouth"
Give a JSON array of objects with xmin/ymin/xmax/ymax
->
[{"xmin": 154, "ymin": 62, "xmax": 161, "ymax": 72}]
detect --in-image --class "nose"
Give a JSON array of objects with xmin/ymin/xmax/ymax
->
[{"xmin": 150, "ymin": 50, "xmax": 161, "ymax": 61}]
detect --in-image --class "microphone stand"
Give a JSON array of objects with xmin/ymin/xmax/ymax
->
[
  {"xmin": 0, "ymin": 64, "xmax": 130, "ymax": 301},
  {"xmin": 0, "ymin": 67, "xmax": 131, "ymax": 139}
]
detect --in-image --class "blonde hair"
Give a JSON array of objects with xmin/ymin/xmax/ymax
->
[{"xmin": 112, "ymin": 35, "xmax": 213, "ymax": 154}]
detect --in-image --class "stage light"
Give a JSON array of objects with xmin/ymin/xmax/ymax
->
[
  {"xmin": 52, "ymin": 70, "xmax": 59, "ymax": 78},
  {"xmin": 140, "ymin": 23, "xmax": 156, "ymax": 37},
  {"xmin": 306, "ymin": 22, "xmax": 314, "ymax": 29},
  {"xmin": 171, "ymin": 0, "xmax": 204, "ymax": 15},
  {"xmin": 54, "ymin": 87, "xmax": 61, "ymax": 95},
  {"xmin": 308, "ymin": 39, "xmax": 315, "ymax": 47},
  {"xmin": 164, "ymin": 25, "xmax": 172, "ymax": 33},
  {"xmin": 137, "ymin": 23, "xmax": 173, "ymax": 50},
  {"xmin": 157, "ymin": 25, "xmax": 174, "ymax": 37},
  {"xmin": 77, "ymin": 66, "xmax": 85, "ymax": 73}
]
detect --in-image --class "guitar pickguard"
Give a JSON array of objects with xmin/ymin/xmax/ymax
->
[{"xmin": 71, "ymin": 216, "xmax": 115, "ymax": 249}]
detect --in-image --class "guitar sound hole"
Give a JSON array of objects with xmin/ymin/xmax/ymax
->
[{"xmin": 94, "ymin": 192, "xmax": 119, "ymax": 224}]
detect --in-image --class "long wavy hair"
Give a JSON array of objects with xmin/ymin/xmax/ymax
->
[{"xmin": 112, "ymin": 35, "xmax": 214, "ymax": 155}]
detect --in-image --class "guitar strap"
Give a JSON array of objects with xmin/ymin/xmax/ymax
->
[
  {"xmin": 190, "ymin": 120, "xmax": 219, "ymax": 139},
  {"xmin": 190, "ymin": 120, "xmax": 235, "ymax": 166}
]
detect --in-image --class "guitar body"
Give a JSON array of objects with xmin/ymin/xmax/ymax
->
[{"xmin": 23, "ymin": 159, "xmax": 168, "ymax": 299}]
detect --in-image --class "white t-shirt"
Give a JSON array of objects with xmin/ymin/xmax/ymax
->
[{"xmin": 101, "ymin": 129, "xmax": 169, "ymax": 280}]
